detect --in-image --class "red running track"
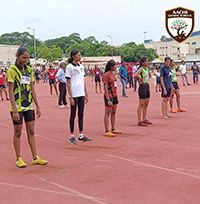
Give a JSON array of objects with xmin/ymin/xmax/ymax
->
[{"xmin": 0, "ymin": 76, "xmax": 200, "ymax": 204}]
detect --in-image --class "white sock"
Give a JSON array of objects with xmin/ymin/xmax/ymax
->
[{"xmin": 79, "ymin": 134, "xmax": 84, "ymax": 139}]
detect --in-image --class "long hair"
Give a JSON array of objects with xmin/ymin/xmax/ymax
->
[
  {"xmin": 15, "ymin": 46, "xmax": 29, "ymax": 63},
  {"xmin": 105, "ymin": 60, "xmax": 116, "ymax": 73},
  {"xmin": 139, "ymin": 56, "xmax": 148, "ymax": 68},
  {"xmin": 68, "ymin": 49, "xmax": 80, "ymax": 64}
]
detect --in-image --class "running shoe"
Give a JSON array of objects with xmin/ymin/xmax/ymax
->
[
  {"xmin": 68, "ymin": 137, "xmax": 78, "ymax": 145},
  {"xmin": 78, "ymin": 136, "xmax": 92, "ymax": 142},
  {"xmin": 58, "ymin": 105, "xmax": 65, "ymax": 109},
  {"xmin": 170, "ymin": 109, "xmax": 177, "ymax": 113},
  {"xmin": 143, "ymin": 119, "xmax": 152, "ymax": 125},
  {"xmin": 16, "ymin": 157, "xmax": 27, "ymax": 168},
  {"xmin": 112, "ymin": 130, "xmax": 122, "ymax": 134},
  {"xmin": 32, "ymin": 156, "xmax": 48, "ymax": 165},
  {"xmin": 137, "ymin": 121, "xmax": 147, "ymax": 127},
  {"xmin": 177, "ymin": 108, "xmax": 186, "ymax": 112},
  {"xmin": 104, "ymin": 131, "xmax": 116, "ymax": 137}
]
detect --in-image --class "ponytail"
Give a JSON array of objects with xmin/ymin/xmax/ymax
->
[
  {"xmin": 68, "ymin": 49, "xmax": 80, "ymax": 64},
  {"xmin": 105, "ymin": 60, "xmax": 116, "ymax": 73},
  {"xmin": 139, "ymin": 56, "xmax": 148, "ymax": 68}
]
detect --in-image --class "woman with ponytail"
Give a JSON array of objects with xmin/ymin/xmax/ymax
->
[
  {"xmin": 7, "ymin": 46, "xmax": 48, "ymax": 168},
  {"xmin": 66, "ymin": 50, "xmax": 92, "ymax": 145},
  {"xmin": 134, "ymin": 57, "xmax": 152, "ymax": 126},
  {"xmin": 102, "ymin": 60, "xmax": 122, "ymax": 137}
]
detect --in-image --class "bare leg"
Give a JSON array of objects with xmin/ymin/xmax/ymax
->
[
  {"xmin": 99, "ymin": 83, "xmax": 103, "ymax": 93},
  {"xmin": 137, "ymin": 99, "xmax": 145, "ymax": 122},
  {"xmin": 50, "ymin": 85, "xmax": 53, "ymax": 95},
  {"xmin": 104, "ymin": 106, "xmax": 112, "ymax": 131},
  {"xmin": 111, "ymin": 105, "xmax": 117, "ymax": 130},
  {"xmin": 175, "ymin": 89, "xmax": 181, "ymax": 109},
  {"xmin": 25, "ymin": 121, "xmax": 37, "ymax": 159},
  {"xmin": 13, "ymin": 124, "xmax": 23, "ymax": 159},
  {"xmin": 54, "ymin": 84, "xmax": 58, "ymax": 95},
  {"xmin": 143, "ymin": 98, "xmax": 150, "ymax": 120},
  {"xmin": 170, "ymin": 89, "xmax": 175, "ymax": 109}
]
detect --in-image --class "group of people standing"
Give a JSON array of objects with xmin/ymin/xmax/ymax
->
[{"xmin": 5, "ymin": 45, "xmax": 196, "ymax": 168}]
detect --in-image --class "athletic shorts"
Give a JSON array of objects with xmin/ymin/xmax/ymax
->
[
  {"xmin": 95, "ymin": 76, "xmax": 101, "ymax": 83},
  {"xmin": 0, "ymin": 85, "xmax": 6, "ymax": 89},
  {"xmin": 10, "ymin": 110, "xmax": 35, "ymax": 125},
  {"xmin": 104, "ymin": 96, "xmax": 119, "ymax": 106},
  {"xmin": 138, "ymin": 83, "xmax": 150, "ymax": 99},
  {"xmin": 161, "ymin": 88, "xmax": 171, "ymax": 98},
  {"xmin": 172, "ymin": 82, "xmax": 179, "ymax": 90},
  {"xmin": 49, "ymin": 79, "xmax": 56, "ymax": 85},
  {"xmin": 156, "ymin": 77, "xmax": 161, "ymax": 84}
]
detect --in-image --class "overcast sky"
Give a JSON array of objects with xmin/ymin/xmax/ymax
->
[{"xmin": 0, "ymin": 0, "xmax": 199, "ymax": 45}]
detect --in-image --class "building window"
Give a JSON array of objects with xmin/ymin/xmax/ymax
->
[
  {"xmin": 192, "ymin": 42, "xmax": 197, "ymax": 45},
  {"xmin": 177, "ymin": 47, "xmax": 180, "ymax": 51}
]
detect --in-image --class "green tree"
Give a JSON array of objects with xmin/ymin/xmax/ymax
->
[
  {"xmin": 37, "ymin": 45, "xmax": 63, "ymax": 62},
  {"xmin": 0, "ymin": 32, "xmax": 41, "ymax": 57}
]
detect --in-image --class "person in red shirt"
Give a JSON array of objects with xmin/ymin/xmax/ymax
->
[
  {"xmin": 48, "ymin": 65, "xmax": 58, "ymax": 97},
  {"xmin": 102, "ymin": 60, "xmax": 122, "ymax": 137},
  {"xmin": 128, "ymin": 65, "xmax": 134, "ymax": 88},
  {"xmin": 89, "ymin": 67, "xmax": 93, "ymax": 82},
  {"xmin": 94, "ymin": 65, "xmax": 102, "ymax": 93},
  {"xmin": 0, "ymin": 69, "xmax": 9, "ymax": 101}
]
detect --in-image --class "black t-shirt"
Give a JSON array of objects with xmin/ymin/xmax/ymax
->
[{"xmin": 191, "ymin": 65, "xmax": 199, "ymax": 73}]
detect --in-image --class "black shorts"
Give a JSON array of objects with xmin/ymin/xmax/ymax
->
[
  {"xmin": 156, "ymin": 77, "xmax": 161, "ymax": 84},
  {"xmin": 0, "ymin": 85, "xmax": 6, "ymax": 89},
  {"xmin": 172, "ymin": 82, "xmax": 179, "ymax": 90},
  {"xmin": 10, "ymin": 110, "xmax": 35, "ymax": 125},
  {"xmin": 95, "ymin": 76, "xmax": 101, "ymax": 83},
  {"xmin": 49, "ymin": 79, "xmax": 56, "ymax": 85},
  {"xmin": 104, "ymin": 96, "xmax": 119, "ymax": 106},
  {"xmin": 138, "ymin": 83, "xmax": 150, "ymax": 99},
  {"xmin": 161, "ymin": 88, "xmax": 171, "ymax": 98}
]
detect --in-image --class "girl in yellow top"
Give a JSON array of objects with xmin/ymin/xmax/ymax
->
[{"xmin": 7, "ymin": 47, "xmax": 48, "ymax": 168}]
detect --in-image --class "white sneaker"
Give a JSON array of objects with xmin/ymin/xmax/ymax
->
[{"xmin": 58, "ymin": 105, "xmax": 65, "ymax": 109}]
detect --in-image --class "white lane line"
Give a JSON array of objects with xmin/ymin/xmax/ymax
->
[
  {"xmin": 0, "ymin": 122, "xmax": 63, "ymax": 144},
  {"xmin": 0, "ymin": 181, "xmax": 75, "ymax": 197},
  {"xmin": 63, "ymin": 156, "xmax": 79, "ymax": 159},
  {"xmin": 33, "ymin": 175, "xmax": 107, "ymax": 204},
  {"xmin": 107, "ymin": 154, "xmax": 200, "ymax": 180},
  {"xmin": 95, "ymin": 159, "xmax": 115, "ymax": 163},
  {"xmin": 35, "ymin": 134, "xmax": 63, "ymax": 143},
  {"xmin": 175, "ymin": 168, "xmax": 199, "ymax": 173},
  {"xmin": 0, "ymin": 122, "xmax": 10, "ymax": 128}
]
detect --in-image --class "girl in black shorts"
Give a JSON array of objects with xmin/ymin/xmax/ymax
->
[
  {"xmin": 102, "ymin": 60, "xmax": 122, "ymax": 137},
  {"xmin": 170, "ymin": 59, "xmax": 186, "ymax": 113},
  {"xmin": 135, "ymin": 57, "xmax": 152, "ymax": 126},
  {"xmin": 94, "ymin": 65, "xmax": 102, "ymax": 94},
  {"xmin": 7, "ymin": 47, "xmax": 48, "ymax": 168}
]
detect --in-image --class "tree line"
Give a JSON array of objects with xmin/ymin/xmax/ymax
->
[{"xmin": 0, "ymin": 32, "xmax": 158, "ymax": 62}]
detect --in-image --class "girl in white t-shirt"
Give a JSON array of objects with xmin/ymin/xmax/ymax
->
[{"xmin": 66, "ymin": 50, "xmax": 92, "ymax": 145}]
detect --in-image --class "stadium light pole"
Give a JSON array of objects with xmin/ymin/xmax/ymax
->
[
  {"xmin": 27, "ymin": 27, "xmax": 36, "ymax": 65},
  {"xmin": 107, "ymin": 35, "xmax": 114, "ymax": 58},
  {"xmin": 143, "ymin": 31, "xmax": 147, "ymax": 43}
]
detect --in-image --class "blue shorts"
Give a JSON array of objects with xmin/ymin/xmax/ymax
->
[
  {"xmin": 161, "ymin": 88, "xmax": 171, "ymax": 98},
  {"xmin": 49, "ymin": 79, "xmax": 56, "ymax": 85}
]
